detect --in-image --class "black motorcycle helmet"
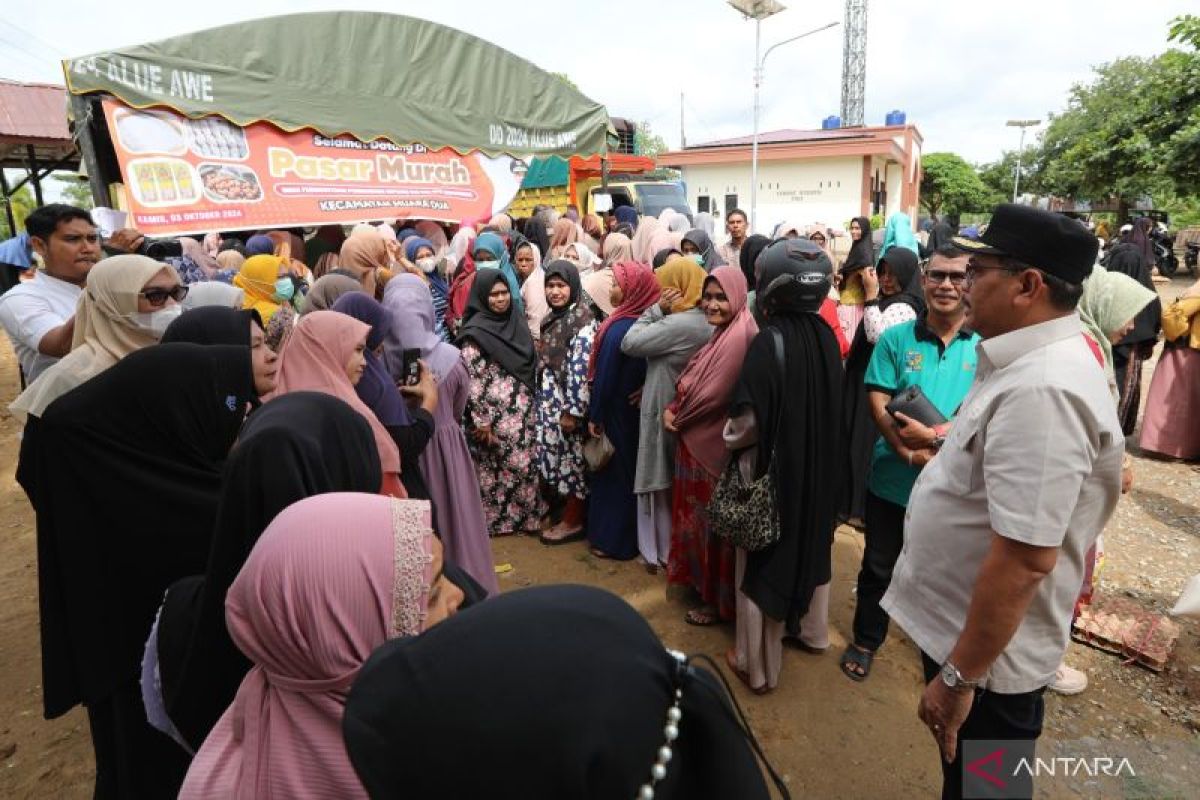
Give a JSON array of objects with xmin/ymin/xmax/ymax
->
[{"xmin": 756, "ymin": 238, "xmax": 832, "ymax": 316}]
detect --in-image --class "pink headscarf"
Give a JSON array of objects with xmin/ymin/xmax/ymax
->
[
  {"xmin": 588, "ymin": 260, "xmax": 661, "ymax": 380},
  {"xmin": 264, "ymin": 310, "xmax": 402, "ymax": 476},
  {"xmin": 672, "ymin": 266, "xmax": 759, "ymax": 478},
  {"xmin": 630, "ymin": 215, "xmax": 663, "ymax": 264},
  {"xmin": 179, "ymin": 493, "xmax": 437, "ymax": 800}
]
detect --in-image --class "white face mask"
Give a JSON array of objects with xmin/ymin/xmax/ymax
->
[
  {"xmin": 132, "ymin": 304, "xmax": 183, "ymax": 339},
  {"xmin": 476, "ymin": 260, "xmax": 499, "ymax": 271},
  {"xmin": 416, "ymin": 256, "xmax": 438, "ymax": 274}
]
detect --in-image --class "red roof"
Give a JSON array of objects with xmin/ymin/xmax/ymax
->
[
  {"xmin": 685, "ymin": 127, "xmax": 874, "ymax": 149},
  {"xmin": 0, "ymin": 79, "xmax": 71, "ymax": 143}
]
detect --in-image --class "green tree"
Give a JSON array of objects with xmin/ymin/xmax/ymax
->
[
  {"xmin": 976, "ymin": 148, "xmax": 1042, "ymax": 203},
  {"xmin": 1034, "ymin": 18, "xmax": 1200, "ymax": 207},
  {"xmin": 919, "ymin": 152, "xmax": 994, "ymax": 217},
  {"xmin": 634, "ymin": 122, "xmax": 680, "ymax": 181},
  {"xmin": 52, "ymin": 174, "xmax": 94, "ymax": 210},
  {"xmin": 0, "ymin": 178, "xmax": 36, "ymax": 239}
]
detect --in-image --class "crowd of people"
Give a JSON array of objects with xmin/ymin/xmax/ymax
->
[{"xmin": 0, "ymin": 197, "xmax": 1196, "ymax": 799}]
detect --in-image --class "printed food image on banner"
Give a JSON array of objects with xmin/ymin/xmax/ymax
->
[{"xmin": 101, "ymin": 98, "xmax": 526, "ymax": 237}]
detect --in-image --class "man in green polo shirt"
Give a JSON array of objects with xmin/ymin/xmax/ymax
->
[{"xmin": 841, "ymin": 245, "xmax": 979, "ymax": 682}]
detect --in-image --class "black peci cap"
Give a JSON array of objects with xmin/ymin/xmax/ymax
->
[{"xmin": 952, "ymin": 204, "xmax": 1098, "ymax": 284}]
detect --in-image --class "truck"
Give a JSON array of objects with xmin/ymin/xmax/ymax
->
[{"xmin": 507, "ymin": 153, "xmax": 693, "ymax": 221}]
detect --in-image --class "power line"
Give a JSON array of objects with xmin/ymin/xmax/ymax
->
[
  {"xmin": 0, "ymin": 32, "xmax": 49, "ymax": 65},
  {"xmin": 0, "ymin": 18, "xmax": 68, "ymax": 57}
]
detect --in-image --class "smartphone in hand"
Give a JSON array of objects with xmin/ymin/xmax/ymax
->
[{"xmin": 401, "ymin": 349, "xmax": 422, "ymax": 386}]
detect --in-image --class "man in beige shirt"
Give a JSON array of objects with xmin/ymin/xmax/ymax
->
[
  {"xmin": 881, "ymin": 204, "xmax": 1123, "ymax": 799},
  {"xmin": 715, "ymin": 208, "xmax": 747, "ymax": 269}
]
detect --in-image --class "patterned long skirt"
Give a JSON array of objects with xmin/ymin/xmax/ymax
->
[{"xmin": 666, "ymin": 441, "xmax": 736, "ymax": 621}]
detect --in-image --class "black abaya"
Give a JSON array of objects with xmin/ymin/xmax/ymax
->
[
  {"xmin": 28, "ymin": 343, "xmax": 255, "ymax": 797},
  {"xmin": 734, "ymin": 313, "xmax": 844, "ymax": 630},
  {"xmin": 158, "ymin": 391, "xmax": 381, "ymax": 751}
]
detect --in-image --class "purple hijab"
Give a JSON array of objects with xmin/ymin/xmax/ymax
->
[
  {"xmin": 331, "ymin": 293, "xmax": 411, "ymax": 425},
  {"xmin": 381, "ymin": 274, "xmax": 462, "ymax": 380}
]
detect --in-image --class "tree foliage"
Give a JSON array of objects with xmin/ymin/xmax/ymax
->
[
  {"xmin": 52, "ymin": 174, "xmax": 95, "ymax": 210},
  {"xmin": 1033, "ymin": 17, "xmax": 1200, "ymax": 205},
  {"xmin": 919, "ymin": 152, "xmax": 995, "ymax": 216},
  {"xmin": 0, "ymin": 178, "xmax": 36, "ymax": 239},
  {"xmin": 977, "ymin": 148, "xmax": 1043, "ymax": 202}
]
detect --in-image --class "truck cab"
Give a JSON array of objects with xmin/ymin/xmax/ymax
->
[{"xmin": 591, "ymin": 181, "xmax": 692, "ymax": 222}]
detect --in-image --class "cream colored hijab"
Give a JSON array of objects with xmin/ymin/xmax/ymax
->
[{"xmin": 10, "ymin": 255, "xmax": 167, "ymax": 421}]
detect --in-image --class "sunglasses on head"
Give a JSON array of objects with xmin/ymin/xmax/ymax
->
[{"xmin": 139, "ymin": 285, "xmax": 189, "ymax": 307}]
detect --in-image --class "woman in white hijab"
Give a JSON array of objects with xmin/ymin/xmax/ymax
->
[{"xmin": 10, "ymin": 255, "xmax": 182, "ymax": 421}]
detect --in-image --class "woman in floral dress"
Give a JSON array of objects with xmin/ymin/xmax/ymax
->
[
  {"xmin": 457, "ymin": 268, "xmax": 546, "ymax": 536},
  {"xmin": 535, "ymin": 260, "xmax": 597, "ymax": 544}
]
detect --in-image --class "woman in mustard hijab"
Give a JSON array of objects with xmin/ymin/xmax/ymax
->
[{"xmin": 233, "ymin": 254, "xmax": 296, "ymax": 350}]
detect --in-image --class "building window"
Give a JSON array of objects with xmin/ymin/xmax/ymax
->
[
  {"xmin": 697, "ymin": 195, "xmax": 711, "ymax": 213},
  {"xmin": 724, "ymin": 194, "xmax": 738, "ymax": 217}
]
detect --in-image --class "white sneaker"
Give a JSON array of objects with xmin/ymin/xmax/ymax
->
[{"xmin": 1049, "ymin": 663, "xmax": 1088, "ymax": 695}]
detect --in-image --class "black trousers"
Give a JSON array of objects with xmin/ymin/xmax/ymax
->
[
  {"xmin": 851, "ymin": 491, "xmax": 907, "ymax": 651},
  {"xmin": 920, "ymin": 653, "xmax": 1045, "ymax": 800}
]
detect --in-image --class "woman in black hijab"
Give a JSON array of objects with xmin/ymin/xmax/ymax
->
[
  {"xmin": 343, "ymin": 585, "xmax": 782, "ymax": 800},
  {"xmin": 738, "ymin": 233, "xmax": 771, "ymax": 290},
  {"xmin": 152, "ymin": 392, "xmax": 382, "ymax": 752},
  {"xmin": 725, "ymin": 240, "xmax": 844, "ymax": 693},
  {"xmin": 456, "ymin": 268, "xmax": 545, "ymax": 535},
  {"xmin": 162, "ymin": 305, "xmax": 281, "ymax": 399},
  {"xmin": 27, "ymin": 343, "xmax": 256, "ymax": 798},
  {"xmin": 839, "ymin": 246, "xmax": 924, "ymax": 526}
]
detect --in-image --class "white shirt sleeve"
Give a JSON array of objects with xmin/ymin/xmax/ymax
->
[
  {"xmin": 863, "ymin": 302, "xmax": 917, "ymax": 343},
  {"xmin": 0, "ymin": 292, "xmax": 62, "ymax": 353}
]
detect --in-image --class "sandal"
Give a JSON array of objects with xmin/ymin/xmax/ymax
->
[
  {"xmin": 540, "ymin": 527, "xmax": 585, "ymax": 546},
  {"xmin": 684, "ymin": 606, "xmax": 720, "ymax": 627},
  {"xmin": 839, "ymin": 644, "xmax": 875, "ymax": 682},
  {"xmin": 785, "ymin": 637, "xmax": 828, "ymax": 655},
  {"xmin": 589, "ymin": 546, "xmax": 612, "ymax": 559},
  {"xmin": 725, "ymin": 649, "xmax": 771, "ymax": 695}
]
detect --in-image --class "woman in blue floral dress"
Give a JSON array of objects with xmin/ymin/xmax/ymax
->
[
  {"xmin": 535, "ymin": 260, "xmax": 597, "ymax": 544},
  {"xmin": 458, "ymin": 269, "xmax": 546, "ymax": 536}
]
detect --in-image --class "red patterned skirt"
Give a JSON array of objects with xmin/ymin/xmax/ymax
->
[{"xmin": 666, "ymin": 441, "xmax": 736, "ymax": 621}]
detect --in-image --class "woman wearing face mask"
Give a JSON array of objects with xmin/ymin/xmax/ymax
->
[
  {"xmin": 680, "ymin": 228, "xmax": 727, "ymax": 271},
  {"xmin": 586, "ymin": 261, "xmax": 661, "ymax": 560},
  {"xmin": 472, "ymin": 232, "xmax": 525, "ymax": 318},
  {"xmin": 403, "ymin": 235, "xmax": 453, "ymax": 342},
  {"xmin": 266, "ymin": 310, "xmax": 406, "ymax": 498},
  {"xmin": 664, "ymin": 266, "xmax": 758, "ymax": 625},
  {"xmin": 511, "ymin": 234, "xmax": 550, "ymax": 338},
  {"xmin": 9, "ymin": 254, "xmax": 184, "ymax": 423},
  {"xmin": 179, "ymin": 493, "xmax": 462, "ymax": 800},
  {"xmin": 535, "ymin": 260, "xmax": 597, "ymax": 545},
  {"xmin": 457, "ymin": 268, "xmax": 546, "ymax": 535},
  {"xmin": 232, "ymin": 254, "xmax": 298, "ymax": 351}
]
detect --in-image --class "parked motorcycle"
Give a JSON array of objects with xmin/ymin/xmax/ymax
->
[
  {"xmin": 1152, "ymin": 229, "xmax": 1179, "ymax": 277},
  {"xmin": 1185, "ymin": 241, "xmax": 1199, "ymax": 277}
]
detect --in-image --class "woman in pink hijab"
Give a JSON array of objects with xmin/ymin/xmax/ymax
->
[
  {"xmin": 179, "ymin": 493, "xmax": 463, "ymax": 799},
  {"xmin": 265, "ymin": 310, "xmax": 405, "ymax": 497},
  {"xmin": 664, "ymin": 266, "xmax": 758, "ymax": 626}
]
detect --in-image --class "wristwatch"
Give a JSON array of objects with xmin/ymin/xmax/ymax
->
[{"xmin": 940, "ymin": 662, "xmax": 981, "ymax": 693}]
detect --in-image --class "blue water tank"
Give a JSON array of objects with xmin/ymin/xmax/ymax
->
[
  {"xmin": 885, "ymin": 109, "xmax": 907, "ymax": 126},
  {"xmin": 822, "ymin": 115, "xmax": 841, "ymax": 130}
]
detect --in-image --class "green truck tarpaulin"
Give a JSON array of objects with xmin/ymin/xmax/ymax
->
[{"xmin": 62, "ymin": 11, "xmax": 611, "ymax": 158}]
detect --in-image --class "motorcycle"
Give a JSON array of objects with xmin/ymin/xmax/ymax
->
[
  {"xmin": 1152, "ymin": 229, "xmax": 1179, "ymax": 277},
  {"xmin": 1185, "ymin": 241, "xmax": 1199, "ymax": 277}
]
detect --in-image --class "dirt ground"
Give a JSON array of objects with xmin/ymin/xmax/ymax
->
[{"xmin": 1, "ymin": 277, "xmax": 1198, "ymax": 799}]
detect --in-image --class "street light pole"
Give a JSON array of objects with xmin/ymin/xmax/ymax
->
[{"xmin": 1006, "ymin": 119, "xmax": 1040, "ymax": 202}]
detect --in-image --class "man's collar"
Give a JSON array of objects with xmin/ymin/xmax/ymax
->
[
  {"xmin": 915, "ymin": 312, "xmax": 973, "ymax": 343},
  {"xmin": 978, "ymin": 313, "xmax": 1082, "ymax": 370}
]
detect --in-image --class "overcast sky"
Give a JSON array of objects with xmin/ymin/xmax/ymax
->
[{"xmin": 0, "ymin": 0, "xmax": 1193, "ymax": 165}]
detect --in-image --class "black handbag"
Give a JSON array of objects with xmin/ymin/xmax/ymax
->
[{"xmin": 707, "ymin": 329, "xmax": 785, "ymax": 552}]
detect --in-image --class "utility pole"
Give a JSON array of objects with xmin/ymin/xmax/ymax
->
[
  {"xmin": 1006, "ymin": 119, "xmax": 1040, "ymax": 202},
  {"xmin": 680, "ymin": 92, "xmax": 686, "ymax": 148}
]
